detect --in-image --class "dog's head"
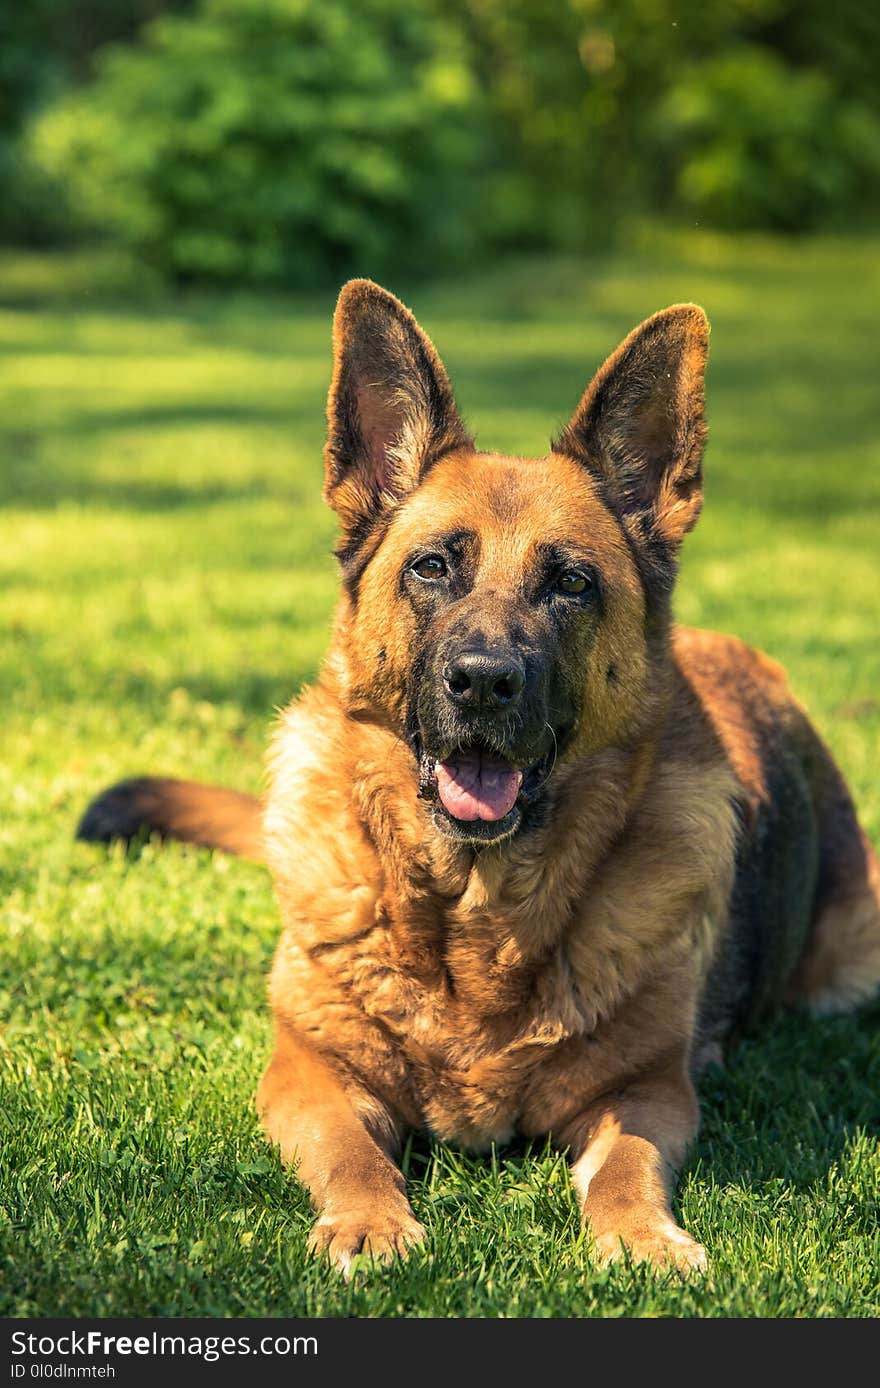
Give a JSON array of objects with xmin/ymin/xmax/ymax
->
[{"xmin": 323, "ymin": 281, "xmax": 708, "ymax": 846}]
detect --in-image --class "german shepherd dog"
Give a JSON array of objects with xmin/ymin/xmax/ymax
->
[{"xmin": 79, "ymin": 282, "xmax": 880, "ymax": 1274}]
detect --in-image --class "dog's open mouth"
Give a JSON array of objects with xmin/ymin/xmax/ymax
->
[
  {"xmin": 418, "ymin": 738, "xmax": 556, "ymax": 844},
  {"xmin": 435, "ymin": 749, "xmax": 522, "ymax": 823}
]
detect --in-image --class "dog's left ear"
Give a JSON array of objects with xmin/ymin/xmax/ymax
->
[
  {"xmin": 324, "ymin": 279, "xmax": 472, "ymax": 538},
  {"xmin": 553, "ymin": 305, "xmax": 709, "ymax": 553}
]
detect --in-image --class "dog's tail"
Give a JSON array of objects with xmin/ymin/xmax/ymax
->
[{"xmin": 76, "ymin": 777, "xmax": 265, "ymax": 862}]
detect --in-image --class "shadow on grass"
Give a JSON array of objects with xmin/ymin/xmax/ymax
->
[
  {"xmin": 694, "ymin": 998, "xmax": 880, "ymax": 1190},
  {"xmin": 0, "ymin": 401, "xmax": 323, "ymax": 512},
  {"xmin": 2, "ymin": 465, "xmax": 298, "ymax": 513},
  {"xmin": 47, "ymin": 402, "xmax": 298, "ymax": 435}
]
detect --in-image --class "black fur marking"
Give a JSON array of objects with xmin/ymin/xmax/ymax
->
[
  {"xmin": 697, "ymin": 755, "xmax": 819, "ymax": 1051},
  {"xmin": 531, "ymin": 542, "xmax": 603, "ymax": 611},
  {"xmin": 335, "ymin": 509, "xmax": 395, "ymax": 602},
  {"xmin": 545, "ymin": 455, "xmax": 677, "ymax": 624},
  {"xmin": 76, "ymin": 778, "xmax": 154, "ymax": 844},
  {"xmin": 338, "ymin": 505, "xmax": 479, "ymax": 607},
  {"xmin": 399, "ymin": 530, "xmax": 479, "ymax": 603}
]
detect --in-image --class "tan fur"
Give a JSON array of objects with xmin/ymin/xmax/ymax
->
[{"xmin": 79, "ymin": 282, "xmax": 880, "ymax": 1277}]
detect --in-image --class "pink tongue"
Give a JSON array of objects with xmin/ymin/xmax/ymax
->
[{"xmin": 435, "ymin": 751, "xmax": 523, "ymax": 822}]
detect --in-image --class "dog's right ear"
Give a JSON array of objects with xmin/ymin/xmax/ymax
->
[
  {"xmin": 553, "ymin": 305, "xmax": 709, "ymax": 563},
  {"xmin": 324, "ymin": 280, "xmax": 471, "ymax": 539}
]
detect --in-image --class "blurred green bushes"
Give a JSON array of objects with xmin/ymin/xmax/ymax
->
[
  {"xmin": 661, "ymin": 45, "xmax": 880, "ymax": 231},
  {"xmin": 0, "ymin": 0, "xmax": 194, "ymax": 245},
  {"xmin": 29, "ymin": 0, "xmax": 488, "ymax": 283},
  {"xmin": 3, "ymin": 0, "xmax": 879, "ymax": 282}
]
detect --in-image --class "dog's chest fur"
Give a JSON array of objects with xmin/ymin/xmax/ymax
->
[
  {"xmin": 317, "ymin": 884, "xmax": 595, "ymax": 1148},
  {"xmin": 265, "ymin": 688, "xmax": 738, "ymax": 1150},
  {"xmin": 271, "ymin": 851, "xmax": 718, "ymax": 1152}
]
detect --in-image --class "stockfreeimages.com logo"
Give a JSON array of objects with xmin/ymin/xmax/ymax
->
[{"xmin": 11, "ymin": 1330, "xmax": 317, "ymax": 1375}]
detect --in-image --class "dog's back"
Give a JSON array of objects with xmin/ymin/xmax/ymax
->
[{"xmin": 667, "ymin": 627, "xmax": 880, "ymax": 1046}]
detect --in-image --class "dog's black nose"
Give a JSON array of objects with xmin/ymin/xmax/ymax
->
[{"xmin": 442, "ymin": 652, "xmax": 525, "ymax": 711}]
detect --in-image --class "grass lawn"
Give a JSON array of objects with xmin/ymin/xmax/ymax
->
[{"xmin": 1, "ymin": 230, "xmax": 879, "ymax": 1318}]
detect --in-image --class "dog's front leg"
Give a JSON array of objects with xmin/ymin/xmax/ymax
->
[
  {"xmin": 257, "ymin": 1023, "xmax": 424, "ymax": 1276},
  {"xmin": 564, "ymin": 1061, "xmax": 706, "ymax": 1274}
]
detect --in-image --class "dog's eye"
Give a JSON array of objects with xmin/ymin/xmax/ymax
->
[
  {"xmin": 557, "ymin": 569, "xmax": 593, "ymax": 596},
  {"xmin": 410, "ymin": 555, "xmax": 447, "ymax": 582}
]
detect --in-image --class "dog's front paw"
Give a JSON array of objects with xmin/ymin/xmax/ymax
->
[
  {"xmin": 592, "ymin": 1217, "xmax": 708, "ymax": 1275},
  {"xmin": 308, "ymin": 1205, "xmax": 426, "ymax": 1278}
]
